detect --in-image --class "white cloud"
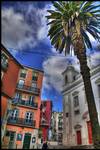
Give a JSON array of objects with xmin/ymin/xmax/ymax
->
[
  {"xmin": 89, "ymin": 51, "xmax": 100, "ymax": 67},
  {"xmin": 1, "ymin": 3, "xmax": 52, "ymax": 51},
  {"xmin": 42, "ymin": 51, "xmax": 100, "ymax": 93},
  {"xmin": 42, "ymin": 56, "xmax": 79, "ymax": 93},
  {"xmin": 2, "ymin": 8, "xmax": 37, "ymax": 50}
]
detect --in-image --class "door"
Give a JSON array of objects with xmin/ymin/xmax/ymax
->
[
  {"xmin": 11, "ymin": 109, "xmax": 19, "ymax": 121},
  {"xmin": 25, "ymin": 112, "xmax": 33, "ymax": 125},
  {"xmin": 29, "ymin": 96, "xmax": 34, "ymax": 105},
  {"xmin": 76, "ymin": 130, "xmax": 82, "ymax": 145},
  {"xmin": 8, "ymin": 131, "xmax": 16, "ymax": 149},
  {"xmin": 23, "ymin": 133, "xmax": 31, "ymax": 149},
  {"xmin": 87, "ymin": 121, "xmax": 93, "ymax": 144}
]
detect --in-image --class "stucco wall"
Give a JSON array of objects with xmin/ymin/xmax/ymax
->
[{"xmin": 62, "ymin": 65, "xmax": 100, "ymax": 146}]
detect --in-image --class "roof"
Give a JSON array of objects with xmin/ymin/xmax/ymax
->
[
  {"xmin": 23, "ymin": 65, "xmax": 44, "ymax": 73},
  {"xmin": 1, "ymin": 44, "xmax": 23, "ymax": 68}
]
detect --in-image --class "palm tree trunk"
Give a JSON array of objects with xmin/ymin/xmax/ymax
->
[{"xmin": 74, "ymin": 35, "xmax": 100, "ymax": 149}]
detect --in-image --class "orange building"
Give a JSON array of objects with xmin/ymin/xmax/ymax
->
[
  {"xmin": 5, "ymin": 66, "xmax": 44, "ymax": 149},
  {"xmin": 1, "ymin": 44, "xmax": 23, "ymax": 141}
]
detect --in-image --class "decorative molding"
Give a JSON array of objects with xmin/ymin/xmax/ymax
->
[
  {"xmin": 95, "ymin": 78, "xmax": 100, "ymax": 84},
  {"xmin": 72, "ymin": 91, "xmax": 79, "ymax": 96},
  {"xmin": 82, "ymin": 111, "xmax": 89, "ymax": 119},
  {"xmin": 74, "ymin": 124, "xmax": 82, "ymax": 130}
]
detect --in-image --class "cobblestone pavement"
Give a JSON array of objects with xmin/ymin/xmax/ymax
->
[{"xmin": 48, "ymin": 144, "xmax": 94, "ymax": 149}]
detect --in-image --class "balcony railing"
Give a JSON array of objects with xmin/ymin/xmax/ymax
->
[
  {"xmin": 12, "ymin": 98, "xmax": 38, "ymax": 109},
  {"xmin": 7, "ymin": 117, "xmax": 36, "ymax": 128},
  {"xmin": 16, "ymin": 84, "xmax": 40, "ymax": 95}
]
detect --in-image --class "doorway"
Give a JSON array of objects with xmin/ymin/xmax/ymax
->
[
  {"xmin": 76, "ymin": 130, "xmax": 82, "ymax": 145},
  {"xmin": 87, "ymin": 121, "xmax": 93, "ymax": 144},
  {"xmin": 23, "ymin": 133, "xmax": 31, "ymax": 149},
  {"xmin": 6, "ymin": 131, "xmax": 16, "ymax": 149}
]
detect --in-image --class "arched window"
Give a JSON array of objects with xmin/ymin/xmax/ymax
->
[
  {"xmin": 65, "ymin": 75, "xmax": 68, "ymax": 84},
  {"xmin": 73, "ymin": 76, "xmax": 76, "ymax": 81}
]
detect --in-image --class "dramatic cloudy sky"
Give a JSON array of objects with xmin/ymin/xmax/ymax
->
[{"xmin": 1, "ymin": 1, "xmax": 100, "ymax": 111}]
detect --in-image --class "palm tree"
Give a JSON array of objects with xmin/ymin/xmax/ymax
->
[{"xmin": 46, "ymin": 1, "xmax": 100, "ymax": 148}]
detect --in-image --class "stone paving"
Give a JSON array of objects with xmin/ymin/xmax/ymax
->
[{"xmin": 48, "ymin": 144, "xmax": 94, "ymax": 149}]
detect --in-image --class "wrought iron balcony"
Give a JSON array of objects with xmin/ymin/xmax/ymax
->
[
  {"xmin": 7, "ymin": 117, "xmax": 36, "ymax": 128},
  {"xmin": 12, "ymin": 98, "xmax": 38, "ymax": 109},
  {"xmin": 16, "ymin": 84, "xmax": 40, "ymax": 95}
]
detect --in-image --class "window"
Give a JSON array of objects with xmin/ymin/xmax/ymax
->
[
  {"xmin": 20, "ymin": 69, "xmax": 27, "ymax": 78},
  {"xmin": 74, "ymin": 95, "xmax": 79, "ymax": 107},
  {"xmin": 66, "ymin": 112, "xmax": 69, "ymax": 117},
  {"xmin": 32, "ymin": 72, "xmax": 38, "ymax": 81},
  {"xmin": 31, "ymin": 82, "xmax": 37, "ymax": 88},
  {"xmin": 29, "ymin": 96, "xmax": 35, "ymax": 105},
  {"xmin": 65, "ymin": 75, "xmax": 68, "ymax": 84},
  {"xmin": 1, "ymin": 52, "xmax": 8, "ymax": 70},
  {"xmin": 32, "ymin": 137, "xmax": 36, "ymax": 143},
  {"xmin": 11, "ymin": 109, "xmax": 19, "ymax": 119},
  {"xmin": 25, "ymin": 112, "xmax": 33, "ymax": 123},
  {"xmin": 74, "ymin": 109, "xmax": 80, "ymax": 115},
  {"xmin": 15, "ymin": 93, "xmax": 22, "ymax": 99},
  {"xmin": 73, "ymin": 76, "xmax": 76, "ymax": 81},
  {"xmin": 18, "ymin": 79, "xmax": 24, "ymax": 88},
  {"xmin": 17, "ymin": 134, "xmax": 23, "ymax": 141}
]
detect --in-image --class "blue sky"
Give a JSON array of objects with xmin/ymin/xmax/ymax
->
[{"xmin": 1, "ymin": 1, "xmax": 100, "ymax": 112}]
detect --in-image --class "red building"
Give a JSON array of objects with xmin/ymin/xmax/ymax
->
[
  {"xmin": 1, "ymin": 44, "xmax": 23, "ymax": 141},
  {"xmin": 40, "ymin": 101, "xmax": 52, "ymax": 141}
]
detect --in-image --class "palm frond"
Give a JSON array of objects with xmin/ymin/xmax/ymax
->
[
  {"xmin": 81, "ymin": 29, "xmax": 92, "ymax": 50},
  {"xmin": 52, "ymin": 1, "xmax": 64, "ymax": 12},
  {"xmin": 47, "ymin": 1, "xmax": 100, "ymax": 55},
  {"xmin": 86, "ymin": 28, "xmax": 99, "ymax": 41},
  {"xmin": 86, "ymin": 5, "xmax": 100, "ymax": 12},
  {"xmin": 81, "ymin": 1, "xmax": 94, "ymax": 11}
]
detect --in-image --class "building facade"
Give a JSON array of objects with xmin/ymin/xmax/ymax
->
[
  {"xmin": 3, "ymin": 66, "xmax": 44, "ymax": 149},
  {"xmin": 1, "ymin": 44, "xmax": 23, "ymax": 141},
  {"xmin": 50, "ymin": 111, "xmax": 63, "ymax": 144},
  {"xmin": 62, "ymin": 64, "xmax": 100, "ymax": 146},
  {"xmin": 39, "ymin": 101, "xmax": 52, "ymax": 142}
]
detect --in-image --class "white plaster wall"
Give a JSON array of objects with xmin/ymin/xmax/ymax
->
[
  {"xmin": 62, "ymin": 65, "xmax": 100, "ymax": 146},
  {"xmin": 30, "ymin": 129, "xmax": 38, "ymax": 149},
  {"xmin": 91, "ymin": 73, "xmax": 100, "ymax": 125}
]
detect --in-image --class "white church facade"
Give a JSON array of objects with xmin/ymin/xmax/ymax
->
[{"xmin": 62, "ymin": 64, "xmax": 100, "ymax": 146}]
